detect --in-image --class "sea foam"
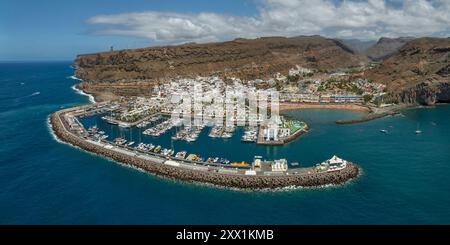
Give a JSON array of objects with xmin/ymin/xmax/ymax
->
[{"xmin": 69, "ymin": 75, "xmax": 96, "ymax": 104}]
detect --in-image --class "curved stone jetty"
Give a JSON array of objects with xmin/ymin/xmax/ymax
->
[
  {"xmin": 336, "ymin": 111, "xmax": 397, "ymax": 124},
  {"xmin": 50, "ymin": 107, "xmax": 360, "ymax": 189}
]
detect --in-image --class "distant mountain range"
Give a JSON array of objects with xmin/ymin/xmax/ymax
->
[
  {"xmin": 74, "ymin": 35, "xmax": 450, "ymax": 105},
  {"xmin": 339, "ymin": 37, "xmax": 414, "ymax": 61},
  {"xmin": 337, "ymin": 39, "xmax": 377, "ymax": 54},
  {"xmin": 365, "ymin": 37, "xmax": 415, "ymax": 61}
]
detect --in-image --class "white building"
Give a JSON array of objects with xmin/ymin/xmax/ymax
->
[
  {"xmin": 289, "ymin": 65, "xmax": 312, "ymax": 76},
  {"xmin": 265, "ymin": 126, "xmax": 278, "ymax": 141},
  {"xmin": 320, "ymin": 155, "xmax": 348, "ymax": 171},
  {"xmin": 272, "ymin": 159, "xmax": 288, "ymax": 172},
  {"xmin": 263, "ymin": 116, "xmax": 289, "ymax": 141},
  {"xmin": 327, "ymin": 155, "xmax": 347, "ymax": 166}
]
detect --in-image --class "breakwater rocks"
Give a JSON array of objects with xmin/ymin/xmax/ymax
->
[
  {"xmin": 50, "ymin": 110, "xmax": 360, "ymax": 189},
  {"xmin": 336, "ymin": 111, "xmax": 397, "ymax": 124}
]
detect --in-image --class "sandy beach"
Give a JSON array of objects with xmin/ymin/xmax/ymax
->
[{"xmin": 279, "ymin": 103, "xmax": 371, "ymax": 113}]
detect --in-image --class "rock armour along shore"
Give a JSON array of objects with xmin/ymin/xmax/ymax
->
[{"xmin": 50, "ymin": 110, "xmax": 360, "ymax": 189}]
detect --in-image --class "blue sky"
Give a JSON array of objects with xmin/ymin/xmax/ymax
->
[
  {"xmin": 1, "ymin": 0, "xmax": 449, "ymax": 61},
  {"xmin": 0, "ymin": 0, "xmax": 256, "ymax": 60}
]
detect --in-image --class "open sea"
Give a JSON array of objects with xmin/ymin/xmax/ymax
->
[{"xmin": 1, "ymin": 61, "xmax": 450, "ymax": 224}]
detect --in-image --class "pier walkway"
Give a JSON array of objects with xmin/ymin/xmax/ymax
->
[{"xmin": 50, "ymin": 104, "xmax": 360, "ymax": 189}]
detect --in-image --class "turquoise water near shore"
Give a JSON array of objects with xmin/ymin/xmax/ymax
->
[{"xmin": 1, "ymin": 61, "xmax": 450, "ymax": 224}]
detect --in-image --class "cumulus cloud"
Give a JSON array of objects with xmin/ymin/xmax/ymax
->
[{"xmin": 87, "ymin": 0, "xmax": 450, "ymax": 42}]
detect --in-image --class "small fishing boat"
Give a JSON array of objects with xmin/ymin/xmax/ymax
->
[
  {"xmin": 230, "ymin": 161, "xmax": 250, "ymax": 168},
  {"xmin": 166, "ymin": 149, "xmax": 174, "ymax": 156},
  {"xmin": 113, "ymin": 137, "xmax": 127, "ymax": 145},
  {"xmin": 118, "ymin": 122, "xmax": 130, "ymax": 128},
  {"xmin": 415, "ymin": 123, "xmax": 422, "ymax": 134},
  {"xmin": 175, "ymin": 151, "xmax": 187, "ymax": 159},
  {"xmin": 88, "ymin": 126, "xmax": 99, "ymax": 134},
  {"xmin": 186, "ymin": 154, "xmax": 198, "ymax": 161}
]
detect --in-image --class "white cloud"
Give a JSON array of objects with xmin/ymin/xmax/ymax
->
[{"xmin": 87, "ymin": 0, "xmax": 450, "ymax": 42}]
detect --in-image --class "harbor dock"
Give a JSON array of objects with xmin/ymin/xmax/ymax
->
[{"xmin": 50, "ymin": 104, "xmax": 360, "ymax": 189}]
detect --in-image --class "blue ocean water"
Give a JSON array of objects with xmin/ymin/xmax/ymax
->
[{"xmin": 0, "ymin": 61, "xmax": 449, "ymax": 224}]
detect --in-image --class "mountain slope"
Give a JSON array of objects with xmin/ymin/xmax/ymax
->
[
  {"xmin": 365, "ymin": 37, "xmax": 414, "ymax": 61},
  {"xmin": 74, "ymin": 36, "xmax": 368, "ymax": 99},
  {"xmin": 366, "ymin": 37, "xmax": 450, "ymax": 104},
  {"xmin": 338, "ymin": 39, "xmax": 377, "ymax": 53}
]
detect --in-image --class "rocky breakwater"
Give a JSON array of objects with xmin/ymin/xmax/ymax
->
[
  {"xmin": 336, "ymin": 111, "xmax": 397, "ymax": 125},
  {"xmin": 50, "ymin": 109, "xmax": 360, "ymax": 189}
]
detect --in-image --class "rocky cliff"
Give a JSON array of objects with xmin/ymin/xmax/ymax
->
[
  {"xmin": 73, "ymin": 35, "xmax": 450, "ymax": 106},
  {"xmin": 338, "ymin": 39, "xmax": 377, "ymax": 54},
  {"xmin": 366, "ymin": 37, "xmax": 450, "ymax": 105},
  {"xmin": 391, "ymin": 81, "xmax": 450, "ymax": 105},
  {"xmin": 365, "ymin": 37, "xmax": 414, "ymax": 61},
  {"xmin": 74, "ymin": 36, "xmax": 367, "ymax": 99}
]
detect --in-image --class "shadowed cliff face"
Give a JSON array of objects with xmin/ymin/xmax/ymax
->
[
  {"xmin": 391, "ymin": 82, "xmax": 450, "ymax": 105},
  {"xmin": 73, "ymin": 36, "xmax": 367, "ymax": 99},
  {"xmin": 337, "ymin": 39, "xmax": 377, "ymax": 54},
  {"xmin": 367, "ymin": 37, "xmax": 450, "ymax": 105},
  {"xmin": 364, "ymin": 37, "xmax": 414, "ymax": 61}
]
